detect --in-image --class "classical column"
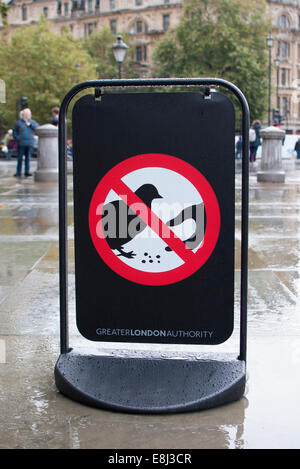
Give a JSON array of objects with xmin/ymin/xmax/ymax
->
[
  {"xmin": 34, "ymin": 124, "xmax": 58, "ymax": 182},
  {"xmin": 257, "ymin": 126, "xmax": 285, "ymax": 183}
]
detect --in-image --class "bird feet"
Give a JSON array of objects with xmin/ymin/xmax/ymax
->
[{"xmin": 116, "ymin": 250, "xmax": 136, "ymax": 259}]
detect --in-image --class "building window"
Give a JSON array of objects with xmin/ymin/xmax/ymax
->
[
  {"xmin": 282, "ymin": 42, "xmax": 287, "ymax": 57},
  {"xmin": 43, "ymin": 7, "xmax": 48, "ymax": 17},
  {"xmin": 86, "ymin": 23, "xmax": 95, "ymax": 36},
  {"xmin": 164, "ymin": 0, "xmax": 170, "ymax": 3},
  {"xmin": 281, "ymin": 68, "xmax": 287, "ymax": 86},
  {"xmin": 136, "ymin": 0, "xmax": 142, "ymax": 5},
  {"xmin": 64, "ymin": 3, "xmax": 69, "ymax": 15},
  {"xmin": 135, "ymin": 45, "xmax": 147, "ymax": 63},
  {"xmin": 279, "ymin": 14, "xmax": 290, "ymax": 29},
  {"xmin": 163, "ymin": 14, "xmax": 170, "ymax": 31},
  {"xmin": 88, "ymin": 0, "xmax": 93, "ymax": 12},
  {"xmin": 131, "ymin": 21, "xmax": 148, "ymax": 35},
  {"xmin": 281, "ymin": 42, "xmax": 288, "ymax": 58},
  {"xmin": 277, "ymin": 41, "xmax": 290, "ymax": 58},
  {"xmin": 57, "ymin": 1, "xmax": 62, "ymax": 14},
  {"xmin": 110, "ymin": 19, "xmax": 117, "ymax": 33},
  {"xmin": 95, "ymin": 0, "xmax": 100, "ymax": 9},
  {"xmin": 110, "ymin": 0, "xmax": 115, "ymax": 10},
  {"xmin": 136, "ymin": 46, "xmax": 142, "ymax": 62},
  {"xmin": 22, "ymin": 5, "xmax": 27, "ymax": 21},
  {"xmin": 282, "ymin": 97, "xmax": 288, "ymax": 116}
]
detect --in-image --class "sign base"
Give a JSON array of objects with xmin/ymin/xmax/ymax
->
[{"xmin": 55, "ymin": 350, "xmax": 245, "ymax": 414}]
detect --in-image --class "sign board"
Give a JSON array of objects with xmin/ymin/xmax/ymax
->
[{"xmin": 73, "ymin": 92, "xmax": 235, "ymax": 345}]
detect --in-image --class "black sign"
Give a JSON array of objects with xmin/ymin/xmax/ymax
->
[{"xmin": 72, "ymin": 92, "xmax": 235, "ymax": 345}]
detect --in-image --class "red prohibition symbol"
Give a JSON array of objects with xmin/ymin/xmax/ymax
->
[{"xmin": 89, "ymin": 153, "xmax": 221, "ymax": 286}]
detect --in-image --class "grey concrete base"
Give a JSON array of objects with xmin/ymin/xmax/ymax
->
[
  {"xmin": 34, "ymin": 169, "xmax": 58, "ymax": 182},
  {"xmin": 257, "ymin": 170, "xmax": 285, "ymax": 183},
  {"xmin": 55, "ymin": 350, "xmax": 246, "ymax": 414}
]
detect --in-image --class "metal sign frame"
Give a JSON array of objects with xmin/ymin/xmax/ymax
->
[{"xmin": 56, "ymin": 78, "xmax": 249, "ymax": 413}]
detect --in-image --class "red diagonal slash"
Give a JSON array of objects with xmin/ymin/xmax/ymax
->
[{"xmin": 112, "ymin": 179, "xmax": 196, "ymax": 264}]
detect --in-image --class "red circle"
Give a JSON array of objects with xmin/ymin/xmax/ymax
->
[{"xmin": 89, "ymin": 154, "xmax": 220, "ymax": 286}]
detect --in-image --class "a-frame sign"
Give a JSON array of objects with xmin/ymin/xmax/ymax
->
[{"xmin": 55, "ymin": 78, "xmax": 249, "ymax": 413}]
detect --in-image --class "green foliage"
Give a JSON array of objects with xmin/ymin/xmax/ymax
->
[
  {"xmin": 153, "ymin": 0, "xmax": 271, "ymax": 121},
  {"xmin": 82, "ymin": 27, "xmax": 139, "ymax": 79},
  {"xmin": 0, "ymin": 1, "xmax": 9, "ymax": 26},
  {"xmin": 0, "ymin": 17, "xmax": 97, "ymax": 130}
]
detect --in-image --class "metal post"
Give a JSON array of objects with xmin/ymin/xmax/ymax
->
[
  {"xmin": 16, "ymin": 98, "xmax": 19, "ymax": 121},
  {"xmin": 276, "ymin": 64, "xmax": 280, "ymax": 112},
  {"xmin": 268, "ymin": 47, "xmax": 272, "ymax": 126}
]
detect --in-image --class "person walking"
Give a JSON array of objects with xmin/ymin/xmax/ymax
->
[
  {"xmin": 50, "ymin": 106, "xmax": 59, "ymax": 127},
  {"xmin": 13, "ymin": 108, "xmax": 39, "ymax": 177},
  {"xmin": 4, "ymin": 129, "xmax": 17, "ymax": 160},
  {"xmin": 294, "ymin": 138, "xmax": 300, "ymax": 160},
  {"xmin": 249, "ymin": 119, "xmax": 262, "ymax": 163},
  {"xmin": 235, "ymin": 136, "xmax": 242, "ymax": 159}
]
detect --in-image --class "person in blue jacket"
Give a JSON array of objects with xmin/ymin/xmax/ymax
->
[{"xmin": 13, "ymin": 108, "xmax": 39, "ymax": 177}]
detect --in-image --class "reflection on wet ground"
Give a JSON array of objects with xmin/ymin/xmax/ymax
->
[{"xmin": 0, "ymin": 160, "xmax": 300, "ymax": 449}]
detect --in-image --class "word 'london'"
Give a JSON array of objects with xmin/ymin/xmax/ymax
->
[{"xmin": 96, "ymin": 328, "xmax": 214, "ymax": 339}]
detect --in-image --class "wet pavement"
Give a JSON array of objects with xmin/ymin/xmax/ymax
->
[{"xmin": 0, "ymin": 159, "xmax": 300, "ymax": 449}]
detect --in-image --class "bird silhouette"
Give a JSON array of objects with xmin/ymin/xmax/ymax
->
[
  {"xmin": 102, "ymin": 184, "xmax": 162, "ymax": 258},
  {"xmin": 165, "ymin": 203, "xmax": 206, "ymax": 252}
]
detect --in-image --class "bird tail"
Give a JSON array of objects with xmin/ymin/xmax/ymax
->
[{"xmin": 166, "ymin": 203, "xmax": 206, "ymax": 250}]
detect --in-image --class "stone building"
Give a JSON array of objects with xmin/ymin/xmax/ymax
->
[
  {"xmin": 1, "ymin": 0, "xmax": 183, "ymax": 77},
  {"xmin": 269, "ymin": 0, "xmax": 300, "ymax": 133},
  {"xmin": 1, "ymin": 0, "xmax": 300, "ymax": 132}
]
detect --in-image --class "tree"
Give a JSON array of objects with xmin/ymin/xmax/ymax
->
[
  {"xmin": 82, "ymin": 27, "xmax": 139, "ymax": 79},
  {"xmin": 153, "ymin": 0, "xmax": 271, "ymax": 121},
  {"xmin": 0, "ymin": 1, "xmax": 9, "ymax": 26},
  {"xmin": 0, "ymin": 17, "xmax": 97, "ymax": 130}
]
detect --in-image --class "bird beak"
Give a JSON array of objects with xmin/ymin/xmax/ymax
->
[{"xmin": 156, "ymin": 194, "xmax": 163, "ymax": 199}]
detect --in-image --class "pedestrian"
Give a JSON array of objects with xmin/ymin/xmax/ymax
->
[
  {"xmin": 13, "ymin": 108, "xmax": 39, "ymax": 177},
  {"xmin": 294, "ymin": 137, "xmax": 300, "ymax": 160},
  {"xmin": 50, "ymin": 106, "xmax": 59, "ymax": 127},
  {"xmin": 4, "ymin": 129, "xmax": 17, "ymax": 159},
  {"xmin": 249, "ymin": 119, "xmax": 261, "ymax": 163},
  {"xmin": 235, "ymin": 136, "xmax": 242, "ymax": 159}
]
